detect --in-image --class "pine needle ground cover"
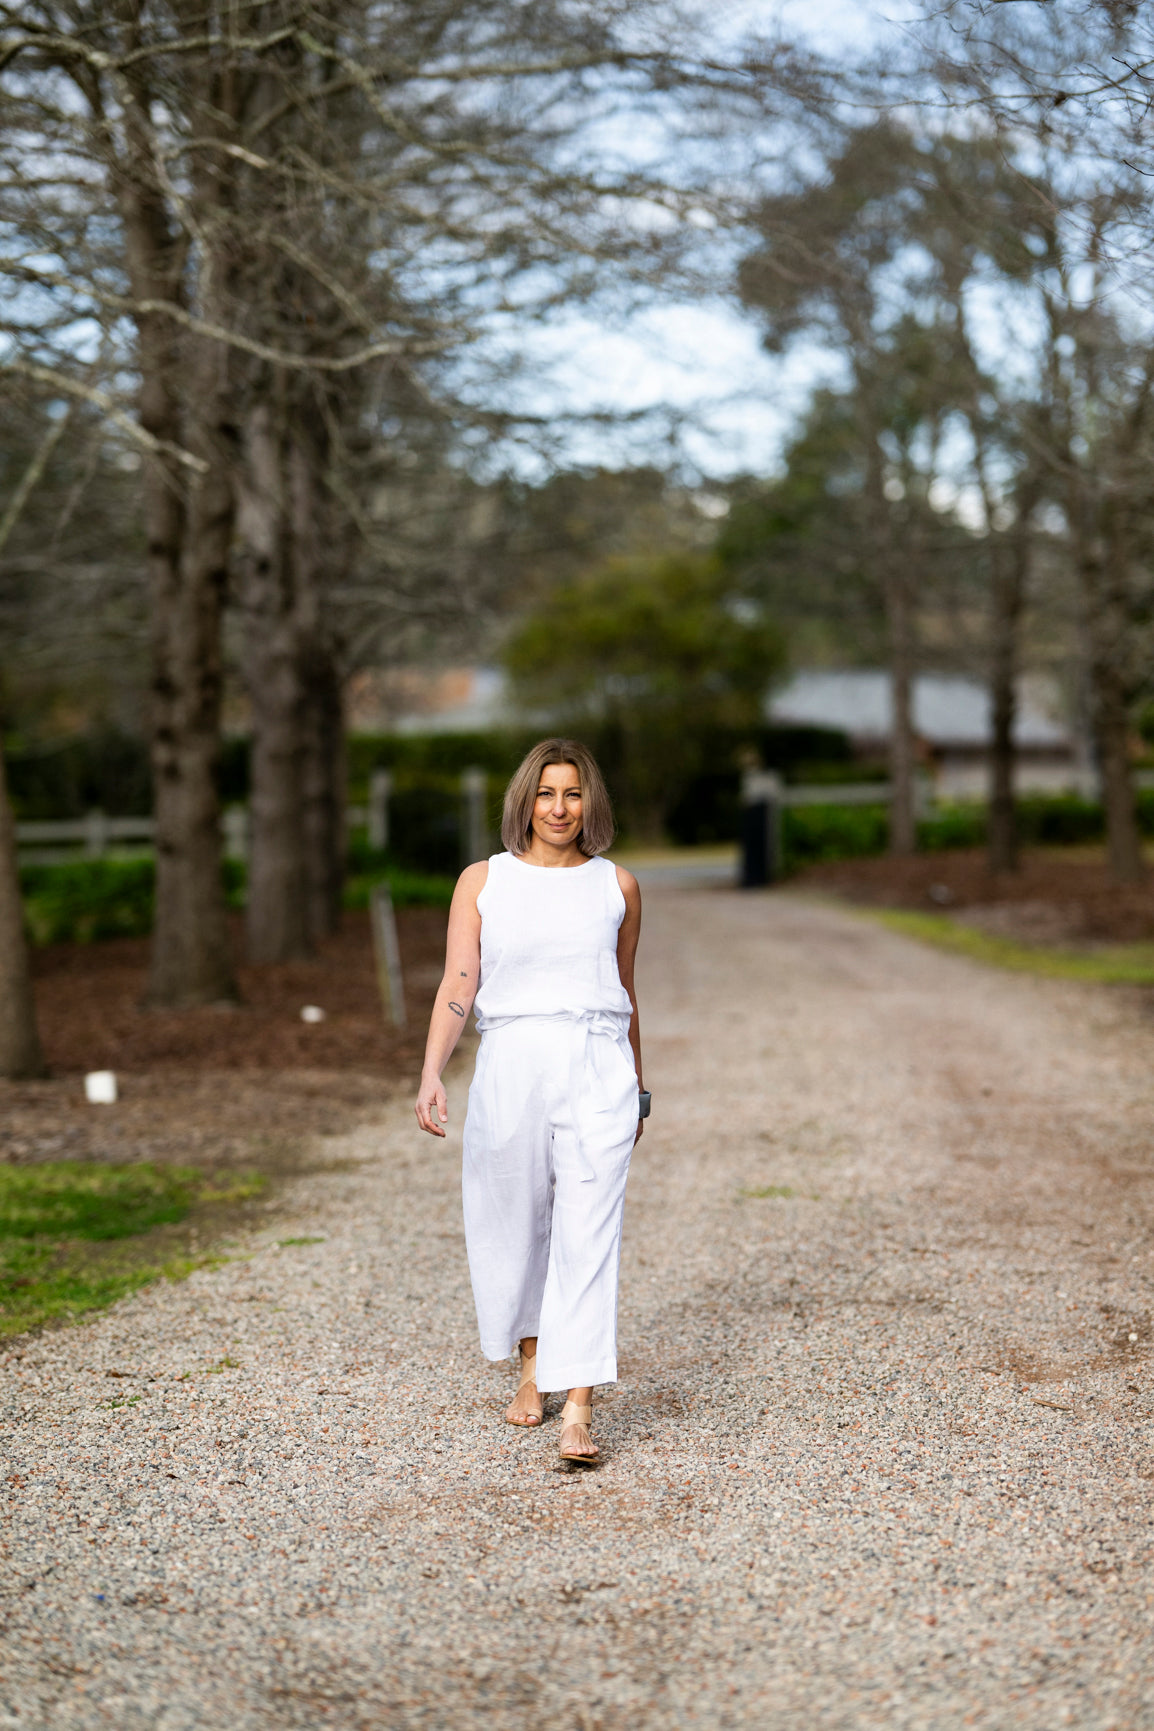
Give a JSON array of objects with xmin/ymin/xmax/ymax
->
[{"xmin": 0, "ymin": 1162, "xmax": 264, "ymax": 1338}]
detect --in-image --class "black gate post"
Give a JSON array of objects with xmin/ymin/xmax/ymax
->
[{"xmin": 740, "ymin": 769, "xmax": 783, "ymax": 887}]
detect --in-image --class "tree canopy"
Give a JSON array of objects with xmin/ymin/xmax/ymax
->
[{"xmin": 502, "ymin": 551, "xmax": 785, "ymax": 837}]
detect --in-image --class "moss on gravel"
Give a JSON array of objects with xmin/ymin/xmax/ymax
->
[
  {"xmin": 0, "ymin": 1161, "xmax": 264, "ymax": 1337},
  {"xmin": 868, "ymin": 908, "xmax": 1154, "ymax": 984}
]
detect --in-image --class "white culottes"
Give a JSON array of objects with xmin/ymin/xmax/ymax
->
[{"xmin": 462, "ymin": 1014, "xmax": 639, "ymax": 1392}]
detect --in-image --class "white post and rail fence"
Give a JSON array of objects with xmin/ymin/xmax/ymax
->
[
  {"xmin": 14, "ymin": 765, "xmax": 495, "ymax": 870},
  {"xmin": 17, "ymin": 769, "xmax": 1140, "ymax": 880}
]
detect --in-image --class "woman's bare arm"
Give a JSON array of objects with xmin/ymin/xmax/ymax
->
[
  {"xmin": 615, "ymin": 865, "xmax": 644, "ymax": 1140},
  {"xmin": 414, "ymin": 861, "xmax": 487, "ymax": 1137}
]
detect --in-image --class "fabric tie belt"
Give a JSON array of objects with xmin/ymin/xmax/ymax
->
[{"xmin": 475, "ymin": 1009, "xmax": 633, "ymax": 1180}]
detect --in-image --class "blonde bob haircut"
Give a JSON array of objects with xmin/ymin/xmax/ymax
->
[{"xmin": 500, "ymin": 737, "xmax": 615, "ymax": 859}]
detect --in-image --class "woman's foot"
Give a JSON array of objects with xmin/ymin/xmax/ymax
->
[
  {"xmin": 505, "ymin": 1344, "xmax": 543, "ymax": 1427},
  {"xmin": 559, "ymin": 1399, "xmax": 599, "ymax": 1464}
]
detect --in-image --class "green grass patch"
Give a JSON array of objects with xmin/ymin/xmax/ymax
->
[
  {"xmin": 739, "ymin": 1184, "xmax": 805, "ymax": 1200},
  {"xmin": 0, "ymin": 1161, "xmax": 265, "ymax": 1338},
  {"xmin": 276, "ymin": 1235, "xmax": 325, "ymax": 1247},
  {"xmin": 0, "ymin": 1161, "xmax": 203, "ymax": 1241},
  {"xmin": 870, "ymin": 909, "xmax": 1154, "ymax": 985}
]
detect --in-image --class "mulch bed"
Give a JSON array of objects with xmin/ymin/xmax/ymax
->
[
  {"xmin": 1, "ymin": 909, "xmax": 449, "ymax": 1170},
  {"xmin": 794, "ymin": 847, "xmax": 1154, "ymax": 945}
]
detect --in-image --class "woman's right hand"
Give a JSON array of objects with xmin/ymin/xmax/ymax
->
[{"xmin": 415, "ymin": 1072, "xmax": 448, "ymax": 1137}]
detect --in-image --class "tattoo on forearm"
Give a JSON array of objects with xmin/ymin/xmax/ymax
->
[
  {"xmin": 448, "ymin": 1001, "xmax": 465, "ymax": 1017},
  {"xmin": 459, "ymin": 971, "xmax": 468, "ymax": 977}
]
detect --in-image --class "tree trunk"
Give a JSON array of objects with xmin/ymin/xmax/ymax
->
[
  {"xmin": 0, "ymin": 745, "xmax": 45, "ymax": 1078},
  {"xmin": 117, "ymin": 79, "xmax": 236, "ymax": 1007},
  {"xmin": 986, "ymin": 493, "xmax": 1033, "ymax": 875},
  {"xmin": 1096, "ymin": 684, "xmax": 1145, "ymax": 883},
  {"xmin": 861, "ymin": 407, "xmax": 916, "ymax": 857},
  {"xmin": 885, "ymin": 564, "xmax": 917, "ymax": 856},
  {"xmin": 290, "ymin": 430, "xmax": 346, "ymax": 942},
  {"xmin": 1087, "ymin": 596, "xmax": 1145, "ymax": 883},
  {"xmin": 301, "ymin": 641, "xmax": 346, "ymax": 942},
  {"xmin": 1075, "ymin": 504, "xmax": 1145, "ymax": 885},
  {"xmin": 239, "ymin": 401, "xmax": 312, "ymax": 964},
  {"xmin": 147, "ymin": 404, "xmax": 239, "ymax": 1005}
]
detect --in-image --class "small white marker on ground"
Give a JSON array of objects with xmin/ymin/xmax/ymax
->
[
  {"xmin": 300, "ymin": 1005, "xmax": 326, "ymax": 1024},
  {"xmin": 84, "ymin": 1071, "xmax": 118, "ymax": 1104}
]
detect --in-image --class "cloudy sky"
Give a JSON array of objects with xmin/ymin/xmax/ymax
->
[{"xmin": 499, "ymin": 0, "xmax": 911, "ymax": 481}]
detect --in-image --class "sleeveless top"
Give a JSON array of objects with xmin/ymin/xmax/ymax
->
[{"xmin": 472, "ymin": 852, "xmax": 632, "ymax": 1030}]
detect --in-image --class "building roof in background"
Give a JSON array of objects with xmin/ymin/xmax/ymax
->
[
  {"xmin": 768, "ymin": 671, "xmax": 1070, "ymax": 749},
  {"xmin": 346, "ymin": 666, "xmax": 513, "ymax": 735}
]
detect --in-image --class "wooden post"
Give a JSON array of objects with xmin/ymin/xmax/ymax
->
[
  {"xmin": 461, "ymin": 767, "xmax": 488, "ymax": 868},
  {"xmin": 0, "ymin": 745, "xmax": 45, "ymax": 1077},
  {"xmin": 369, "ymin": 882, "xmax": 406, "ymax": 1029},
  {"xmin": 223, "ymin": 806, "xmax": 248, "ymax": 861},
  {"xmin": 368, "ymin": 769, "xmax": 392, "ymax": 851}
]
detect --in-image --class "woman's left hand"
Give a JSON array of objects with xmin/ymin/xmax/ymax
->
[{"xmin": 415, "ymin": 1074, "xmax": 448, "ymax": 1137}]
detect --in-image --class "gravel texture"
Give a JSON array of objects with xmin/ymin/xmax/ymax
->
[{"xmin": 3, "ymin": 885, "xmax": 1153, "ymax": 1730}]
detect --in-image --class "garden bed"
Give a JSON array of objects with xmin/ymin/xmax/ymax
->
[{"xmin": 796, "ymin": 845, "xmax": 1154, "ymax": 946}]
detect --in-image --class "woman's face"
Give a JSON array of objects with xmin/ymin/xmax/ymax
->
[{"xmin": 530, "ymin": 761, "xmax": 583, "ymax": 851}]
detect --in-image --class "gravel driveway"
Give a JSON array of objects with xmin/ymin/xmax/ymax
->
[{"xmin": 3, "ymin": 887, "xmax": 1153, "ymax": 1730}]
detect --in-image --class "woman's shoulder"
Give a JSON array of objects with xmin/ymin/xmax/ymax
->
[
  {"xmin": 453, "ymin": 859, "xmax": 491, "ymax": 905},
  {"xmin": 606, "ymin": 857, "xmax": 640, "ymax": 905}
]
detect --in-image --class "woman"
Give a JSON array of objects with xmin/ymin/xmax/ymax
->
[{"xmin": 415, "ymin": 738, "xmax": 647, "ymax": 1465}]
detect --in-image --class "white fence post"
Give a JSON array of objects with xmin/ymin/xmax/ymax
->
[{"xmin": 83, "ymin": 809, "xmax": 109, "ymax": 859}]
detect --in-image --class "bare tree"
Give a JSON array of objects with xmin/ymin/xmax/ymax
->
[
  {"xmin": 2, "ymin": 0, "xmax": 803, "ymax": 976},
  {"xmin": 737, "ymin": 123, "xmax": 948, "ymax": 854},
  {"xmin": 0, "ymin": 742, "xmax": 44, "ymax": 1078},
  {"xmin": 915, "ymin": 0, "xmax": 1154, "ymax": 881}
]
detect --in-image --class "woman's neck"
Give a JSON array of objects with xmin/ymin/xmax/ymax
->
[{"xmin": 519, "ymin": 836, "xmax": 588, "ymax": 868}]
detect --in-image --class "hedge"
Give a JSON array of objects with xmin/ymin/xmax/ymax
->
[
  {"xmin": 779, "ymin": 791, "xmax": 1154, "ymax": 871},
  {"xmin": 19, "ymin": 855, "xmax": 453, "ymax": 946},
  {"xmin": 18, "ymin": 858, "xmax": 244, "ymax": 946}
]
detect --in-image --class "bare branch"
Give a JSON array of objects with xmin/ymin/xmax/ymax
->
[{"xmin": 2, "ymin": 359, "xmax": 208, "ymax": 472}]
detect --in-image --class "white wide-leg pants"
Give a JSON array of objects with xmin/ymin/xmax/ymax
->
[{"xmin": 462, "ymin": 1014, "xmax": 639, "ymax": 1392}]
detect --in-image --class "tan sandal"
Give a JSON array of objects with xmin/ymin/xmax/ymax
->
[
  {"xmin": 505, "ymin": 1351, "xmax": 542, "ymax": 1427},
  {"xmin": 558, "ymin": 1400, "xmax": 599, "ymax": 1465}
]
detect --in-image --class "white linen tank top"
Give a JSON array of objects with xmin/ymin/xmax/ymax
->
[{"xmin": 472, "ymin": 852, "xmax": 632, "ymax": 1028}]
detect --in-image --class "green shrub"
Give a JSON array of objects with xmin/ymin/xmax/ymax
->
[
  {"xmin": 20, "ymin": 857, "xmax": 157, "ymax": 944},
  {"xmin": 19, "ymin": 852, "xmax": 451, "ymax": 946},
  {"xmin": 781, "ymin": 802, "xmax": 889, "ymax": 867},
  {"xmin": 779, "ymin": 792, "xmax": 1151, "ymax": 872},
  {"xmin": 918, "ymin": 805, "xmax": 987, "ymax": 850},
  {"xmin": 343, "ymin": 861, "xmax": 457, "ymax": 910},
  {"xmin": 5, "ymin": 729, "xmax": 153, "ymax": 820},
  {"xmin": 345, "ymin": 730, "xmax": 541, "ymax": 802},
  {"xmin": 1016, "ymin": 794, "xmax": 1104, "ymax": 846}
]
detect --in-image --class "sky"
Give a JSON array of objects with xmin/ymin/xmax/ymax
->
[{"xmin": 499, "ymin": 0, "xmax": 907, "ymax": 482}]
